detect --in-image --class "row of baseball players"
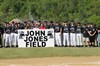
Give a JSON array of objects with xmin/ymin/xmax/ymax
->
[{"xmin": 0, "ymin": 20, "xmax": 100, "ymax": 47}]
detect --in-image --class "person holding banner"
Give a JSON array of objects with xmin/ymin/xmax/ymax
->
[{"xmin": 54, "ymin": 22, "xmax": 62, "ymax": 47}]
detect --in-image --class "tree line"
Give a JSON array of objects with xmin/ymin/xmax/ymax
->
[{"xmin": 0, "ymin": 0, "xmax": 100, "ymax": 26}]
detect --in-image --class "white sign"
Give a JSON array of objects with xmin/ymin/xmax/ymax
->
[{"xmin": 18, "ymin": 29, "xmax": 54, "ymax": 47}]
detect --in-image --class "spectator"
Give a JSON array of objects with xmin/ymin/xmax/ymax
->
[
  {"xmin": 40, "ymin": 23, "xmax": 46, "ymax": 29},
  {"xmin": 34, "ymin": 24, "xmax": 39, "ymax": 29}
]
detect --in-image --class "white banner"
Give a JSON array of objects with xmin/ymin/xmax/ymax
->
[{"xmin": 18, "ymin": 29, "xmax": 54, "ymax": 47}]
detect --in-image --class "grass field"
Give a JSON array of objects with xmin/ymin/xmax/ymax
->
[{"xmin": 0, "ymin": 47, "xmax": 100, "ymax": 59}]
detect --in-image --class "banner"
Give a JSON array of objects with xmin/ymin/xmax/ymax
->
[{"xmin": 18, "ymin": 29, "xmax": 54, "ymax": 47}]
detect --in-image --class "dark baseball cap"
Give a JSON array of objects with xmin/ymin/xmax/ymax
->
[
  {"xmin": 44, "ymin": 20, "xmax": 48, "ymax": 22},
  {"xmin": 70, "ymin": 20, "xmax": 74, "ymax": 22},
  {"xmin": 38, "ymin": 21, "xmax": 41, "ymax": 23},
  {"xmin": 12, "ymin": 21, "xmax": 14, "ymax": 24},
  {"xmin": 77, "ymin": 22, "xmax": 80, "ymax": 24},
  {"xmin": 4, "ymin": 22, "xmax": 7, "ymax": 23},
  {"xmin": 63, "ymin": 20, "xmax": 67, "ymax": 23},
  {"xmin": 24, "ymin": 21, "xmax": 27, "ymax": 23},
  {"xmin": 50, "ymin": 21, "xmax": 53, "ymax": 23},
  {"xmin": 56, "ymin": 21, "xmax": 59, "ymax": 23}
]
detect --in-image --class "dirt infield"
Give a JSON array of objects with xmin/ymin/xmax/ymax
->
[{"xmin": 0, "ymin": 56, "xmax": 100, "ymax": 66}]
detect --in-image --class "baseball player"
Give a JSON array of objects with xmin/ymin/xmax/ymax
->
[
  {"xmin": 76, "ymin": 22, "xmax": 82, "ymax": 47},
  {"xmin": 5, "ymin": 23, "xmax": 11, "ymax": 47},
  {"xmin": 62, "ymin": 21, "xmax": 70, "ymax": 47},
  {"xmin": 11, "ymin": 22, "xmax": 15, "ymax": 46},
  {"xmin": 3, "ymin": 22, "xmax": 7, "ymax": 47},
  {"xmin": 46, "ymin": 21, "xmax": 55, "ymax": 29},
  {"xmin": 82, "ymin": 24, "xmax": 89, "ymax": 47},
  {"xmin": 13, "ymin": 23, "xmax": 19, "ymax": 47},
  {"xmin": 69, "ymin": 20, "xmax": 76, "ymax": 47},
  {"xmin": 54, "ymin": 22, "xmax": 62, "ymax": 47},
  {"xmin": 88, "ymin": 23, "xmax": 97, "ymax": 47}
]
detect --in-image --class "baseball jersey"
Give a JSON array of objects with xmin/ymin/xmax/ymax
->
[
  {"xmin": 5, "ymin": 27, "xmax": 11, "ymax": 34},
  {"xmin": 19, "ymin": 24, "xmax": 25, "ymax": 29},
  {"xmin": 54, "ymin": 25, "xmax": 61, "ymax": 32},
  {"xmin": 82, "ymin": 27, "xmax": 89, "ymax": 37},
  {"xmin": 89, "ymin": 27, "xmax": 96, "ymax": 34},
  {"xmin": 76, "ymin": 26, "xmax": 82, "ymax": 33},
  {"xmin": 46, "ymin": 24, "xmax": 55, "ymax": 29},
  {"xmin": 11, "ymin": 26, "xmax": 15, "ymax": 33},
  {"xmin": 70, "ymin": 25, "xmax": 76, "ymax": 33},
  {"xmin": 62, "ymin": 25, "xmax": 69, "ymax": 33},
  {"xmin": 14, "ymin": 26, "xmax": 19, "ymax": 34}
]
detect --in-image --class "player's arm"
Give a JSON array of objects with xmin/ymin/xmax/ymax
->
[
  {"xmin": 92, "ymin": 28, "xmax": 97, "ymax": 36},
  {"xmin": 60, "ymin": 25, "xmax": 62, "ymax": 35},
  {"xmin": 81, "ymin": 27, "xmax": 84, "ymax": 33},
  {"xmin": 3, "ymin": 27, "xmax": 6, "ymax": 33},
  {"xmin": 87, "ymin": 28, "xmax": 92, "ymax": 36},
  {"xmin": 75, "ymin": 25, "xmax": 77, "ymax": 33}
]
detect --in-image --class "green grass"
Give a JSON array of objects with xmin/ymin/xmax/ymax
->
[{"xmin": 0, "ymin": 47, "xmax": 100, "ymax": 59}]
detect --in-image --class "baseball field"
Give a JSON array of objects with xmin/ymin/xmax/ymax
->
[{"xmin": 0, "ymin": 47, "xmax": 100, "ymax": 66}]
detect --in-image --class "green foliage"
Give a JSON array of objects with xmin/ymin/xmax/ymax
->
[{"xmin": 0, "ymin": 0, "xmax": 99, "ymax": 25}]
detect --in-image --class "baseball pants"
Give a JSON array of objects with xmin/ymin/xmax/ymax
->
[
  {"xmin": 70, "ymin": 33, "xmax": 76, "ymax": 46},
  {"xmin": 3, "ymin": 33, "xmax": 6, "ymax": 46},
  {"xmin": 98, "ymin": 34, "xmax": 100, "ymax": 47},
  {"xmin": 5, "ymin": 34, "xmax": 11, "ymax": 47},
  {"xmin": 14, "ymin": 33, "xmax": 18, "ymax": 46},
  {"xmin": 55, "ymin": 32, "xmax": 61, "ymax": 46},
  {"xmin": 11, "ymin": 33, "xmax": 14, "ymax": 45},
  {"xmin": 63, "ymin": 33, "xmax": 70, "ymax": 46},
  {"xmin": 76, "ymin": 33, "xmax": 82, "ymax": 46}
]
